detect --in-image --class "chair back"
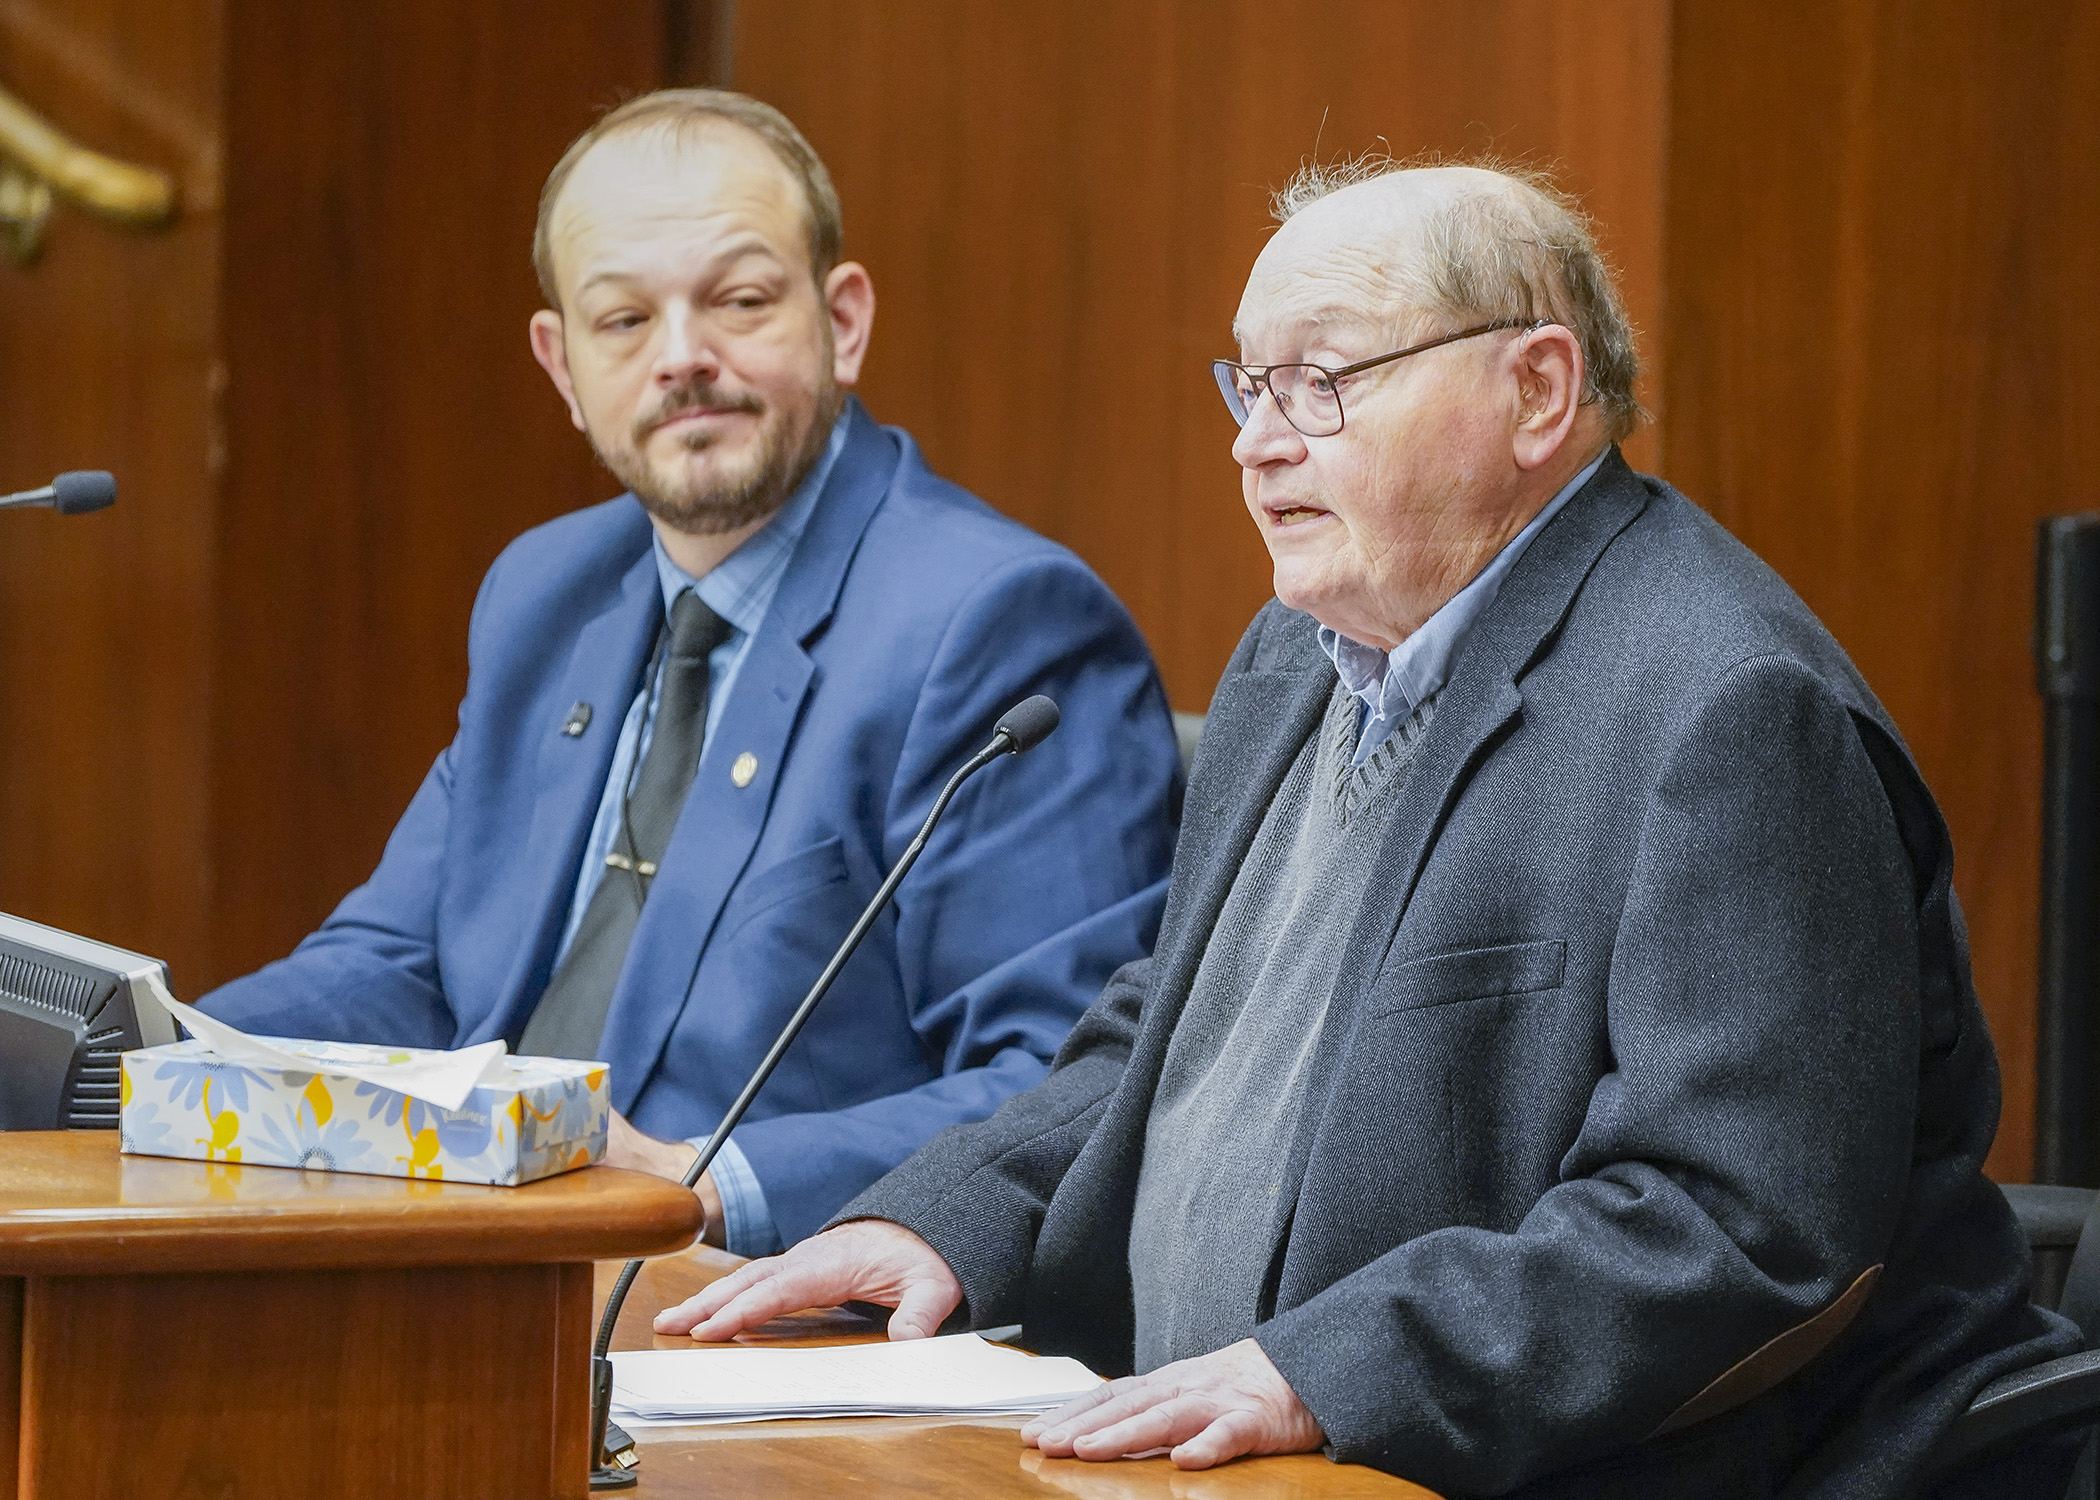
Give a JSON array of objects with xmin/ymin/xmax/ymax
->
[
  {"xmin": 2058, "ymin": 1190, "xmax": 2100, "ymax": 1348},
  {"xmin": 1172, "ymin": 711, "xmax": 1204, "ymax": 773}
]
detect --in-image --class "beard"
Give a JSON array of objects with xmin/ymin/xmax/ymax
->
[{"xmin": 594, "ymin": 374, "xmax": 845, "ymax": 536}]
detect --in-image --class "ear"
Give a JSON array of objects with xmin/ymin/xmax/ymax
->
[
  {"xmin": 823, "ymin": 261, "xmax": 876, "ymax": 387},
  {"xmin": 528, "ymin": 309, "xmax": 588, "ymax": 433},
  {"xmin": 1510, "ymin": 323, "xmax": 1584, "ymax": 471}
]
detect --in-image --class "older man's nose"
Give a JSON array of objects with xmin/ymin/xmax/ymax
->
[{"xmin": 1232, "ymin": 386, "xmax": 1307, "ymax": 467}]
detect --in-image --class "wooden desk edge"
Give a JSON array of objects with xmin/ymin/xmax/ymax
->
[
  {"xmin": 0, "ymin": 1136, "xmax": 704, "ymax": 1272},
  {"xmin": 0, "ymin": 1218, "xmax": 701, "ymax": 1274}
]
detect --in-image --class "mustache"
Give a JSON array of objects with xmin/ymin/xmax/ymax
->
[{"xmin": 633, "ymin": 381, "xmax": 765, "ymax": 446}]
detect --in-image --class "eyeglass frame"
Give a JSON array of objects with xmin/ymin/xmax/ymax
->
[{"xmin": 1213, "ymin": 317, "xmax": 1549, "ymax": 438}]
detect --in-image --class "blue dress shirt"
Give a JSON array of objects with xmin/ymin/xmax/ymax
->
[
  {"xmin": 1321, "ymin": 450, "xmax": 1607, "ymax": 764},
  {"xmin": 554, "ymin": 411, "xmax": 848, "ymax": 1254}
]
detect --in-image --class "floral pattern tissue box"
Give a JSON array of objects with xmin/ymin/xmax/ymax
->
[{"xmin": 120, "ymin": 1038, "xmax": 609, "ymax": 1185}]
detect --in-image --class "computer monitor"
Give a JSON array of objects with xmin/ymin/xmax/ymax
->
[{"xmin": 0, "ymin": 912, "xmax": 177, "ymax": 1131}]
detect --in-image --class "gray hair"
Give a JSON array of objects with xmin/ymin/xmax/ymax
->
[{"xmin": 1272, "ymin": 154, "xmax": 1643, "ymax": 443}]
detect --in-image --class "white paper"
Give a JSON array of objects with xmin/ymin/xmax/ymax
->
[
  {"xmin": 610, "ymin": 1333, "xmax": 1102, "ymax": 1423},
  {"xmin": 155, "ymin": 991, "xmax": 508, "ymax": 1111}
]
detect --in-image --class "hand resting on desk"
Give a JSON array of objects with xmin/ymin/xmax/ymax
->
[
  {"xmin": 1022, "ymin": 1338, "xmax": 1324, "ymax": 1471},
  {"xmin": 654, "ymin": 1218, "xmax": 963, "ymax": 1341},
  {"xmin": 651, "ymin": 1220, "xmax": 1326, "ymax": 1470}
]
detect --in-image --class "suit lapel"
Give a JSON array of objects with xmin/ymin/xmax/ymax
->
[
  {"xmin": 1126, "ymin": 628, "xmax": 1332, "ymax": 1078},
  {"xmin": 1027, "ymin": 612, "xmax": 1333, "ymax": 1361},
  {"xmin": 597, "ymin": 403, "xmax": 903, "ymax": 1113},
  {"xmin": 1050, "ymin": 610, "xmax": 1333, "ymax": 1300},
  {"xmin": 1257, "ymin": 452, "xmax": 1654, "ymax": 1286},
  {"xmin": 480, "ymin": 545, "xmax": 663, "ymax": 1045}
]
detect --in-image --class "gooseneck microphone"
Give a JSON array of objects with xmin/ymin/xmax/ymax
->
[
  {"xmin": 0, "ymin": 470, "xmax": 116, "ymax": 515},
  {"xmin": 586, "ymin": 694, "xmax": 1062, "ymax": 1489}
]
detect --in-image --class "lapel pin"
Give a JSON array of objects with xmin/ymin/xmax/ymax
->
[
  {"xmin": 561, "ymin": 702, "xmax": 592, "ymax": 738},
  {"xmin": 731, "ymin": 751, "xmax": 758, "ymax": 788}
]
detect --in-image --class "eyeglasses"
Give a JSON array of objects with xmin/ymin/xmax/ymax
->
[{"xmin": 1213, "ymin": 318, "xmax": 1544, "ymax": 438}]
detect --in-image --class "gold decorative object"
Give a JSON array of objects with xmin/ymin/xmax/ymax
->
[
  {"xmin": 0, "ymin": 158, "xmax": 50, "ymax": 263},
  {"xmin": 0, "ymin": 83, "xmax": 177, "ymax": 266}
]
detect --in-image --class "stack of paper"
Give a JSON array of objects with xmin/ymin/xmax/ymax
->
[{"xmin": 610, "ymin": 1333, "xmax": 1103, "ymax": 1427}]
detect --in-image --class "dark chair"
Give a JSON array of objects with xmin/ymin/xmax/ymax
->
[{"xmin": 1930, "ymin": 1184, "xmax": 2100, "ymax": 1493}]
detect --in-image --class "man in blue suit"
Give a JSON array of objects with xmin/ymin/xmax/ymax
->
[{"xmin": 198, "ymin": 89, "xmax": 1181, "ymax": 1253}]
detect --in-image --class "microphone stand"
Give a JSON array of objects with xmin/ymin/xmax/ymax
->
[{"xmin": 586, "ymin": 701, "xmax": 1056, "ymax": 1489}]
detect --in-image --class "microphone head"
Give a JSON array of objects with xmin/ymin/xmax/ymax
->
[
  {"xmin": 993, "ymin": 695, "xmax": 1060, "ymax": 754},
  {"xmin": 51, "ymin": 470, "xmax": 115, "ymax": 515}
]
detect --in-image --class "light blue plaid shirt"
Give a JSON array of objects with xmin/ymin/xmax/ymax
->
[
  {"xmin": 1320, "ymin": 450, "xmax": 1606, "ymax": 764},
  {"xmin": 554, "ymin": 411, "xmax": 848, "ymax": 1255}
]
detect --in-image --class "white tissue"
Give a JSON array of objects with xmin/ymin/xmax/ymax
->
[{"xmin": 154, "ymin": 990, "xmax": 508, "ymax": 1111}]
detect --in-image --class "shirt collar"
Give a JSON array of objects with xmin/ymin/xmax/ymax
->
[
  {"xmin": 1319, "ymin": 448, "xmax": 1608, "ymax": 727},
  {"xmin": 650, "ymin": 408, "xmax": 851, "ymax": 636}
]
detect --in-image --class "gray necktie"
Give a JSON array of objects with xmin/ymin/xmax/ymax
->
[{"xmin": 519, "ymin": 590, "xmax": 734, "ymax": 1058}]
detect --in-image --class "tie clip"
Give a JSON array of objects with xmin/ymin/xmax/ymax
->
[{"xmin": 605, "ymin": 852, "xmax": 657, "ymax": 877}]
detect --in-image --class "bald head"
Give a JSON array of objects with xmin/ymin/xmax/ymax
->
[
  {"xmin": 533, "ymin": 88, "xmax": 843, "ymax": 311},
  {"xmin": 1254, "ymin": 158, "xmax": 1640, "ymax": 441},
  {"xmin": 1275, "ymin": 160, "xmax": 1520, "ymax": 229},
  {"xmin": 1238, "ymin": 166, "xmax": 1525, "ymax": 355},
  {"xmin": 545, "ymin": 124, "xmax": 806, "ymax": 316}
]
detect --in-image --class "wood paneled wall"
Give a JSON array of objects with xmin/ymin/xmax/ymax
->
[
  {"xmin": 1662, "ymin": 0, "xmax": 2100, "ymax": 1178},
  {"xmin": 211, "ymin": 1, "xmax": 674, "ymax": 971},
  {"xmin": 0, "ymin": 0, "xmax": 2090, "ymax": 1178},
  {"xmin": 0, "ymin": 0, "xmax": 222, "ymax": 997},
  {"xmin": 0, "ymin": 2, "xmax": 702, "ymax": 993},
  {"xmin": 737, "ymin": 0, "xmax": 1670, "ymax": 712}
]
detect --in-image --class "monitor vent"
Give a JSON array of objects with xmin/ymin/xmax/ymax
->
[
  {"xmin": 64, "ymin": 1044, "xmax": 125, "ymax": 1128},
  {"xmin": 0, "ymin": 949, "xmax": 97, "ymax": 1018}
]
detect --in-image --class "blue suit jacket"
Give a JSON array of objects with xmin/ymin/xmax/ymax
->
[{"xmin": 199, "ymin": 402, "xmax": 1182, "ymax": 1241}]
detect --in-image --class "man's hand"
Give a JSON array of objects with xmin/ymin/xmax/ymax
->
[
  {"xmin": 1021, "ymin": 1338, "xmax": 1324, "ymax": 1471},
  {"xmin": 604, "ymin": 1110, "xmax": 724, "ymax": 1247},
  {"xmin": 652, "ymin": 1219, "xmax": 962, "ymax": 1342}
]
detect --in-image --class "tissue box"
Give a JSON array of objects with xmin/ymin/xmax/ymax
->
[{"xmin": 119, "ymin": 1038, "xmax": 609, "ymax": 1186}]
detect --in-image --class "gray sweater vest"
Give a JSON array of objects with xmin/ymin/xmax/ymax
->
[{"xmin": 1129, "ymin": 679, "xmax": 1439, "ymax": 1371}]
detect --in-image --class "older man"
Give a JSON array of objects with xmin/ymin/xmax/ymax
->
[
  {"xmin": 197, "ymin": 90, "xmax": 1181, "ymax": 1254},
  {"xmin": 657, "ymin": 161, "xmax": 2077, "ymax": 1497}
]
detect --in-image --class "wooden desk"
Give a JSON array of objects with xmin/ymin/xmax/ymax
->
[
  {"xmin": 0, "ymin": 1132, "xmax": 701, "ymax": 1499},
  {"xmin": 598, "ymin": 1246, "xmax": 1440, "ymax": 1499}
]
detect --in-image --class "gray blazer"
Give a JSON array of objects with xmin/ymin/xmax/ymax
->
[{"xmin": 840, "ymin": 452, "xmax": 2076, "ymax": 1497}]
